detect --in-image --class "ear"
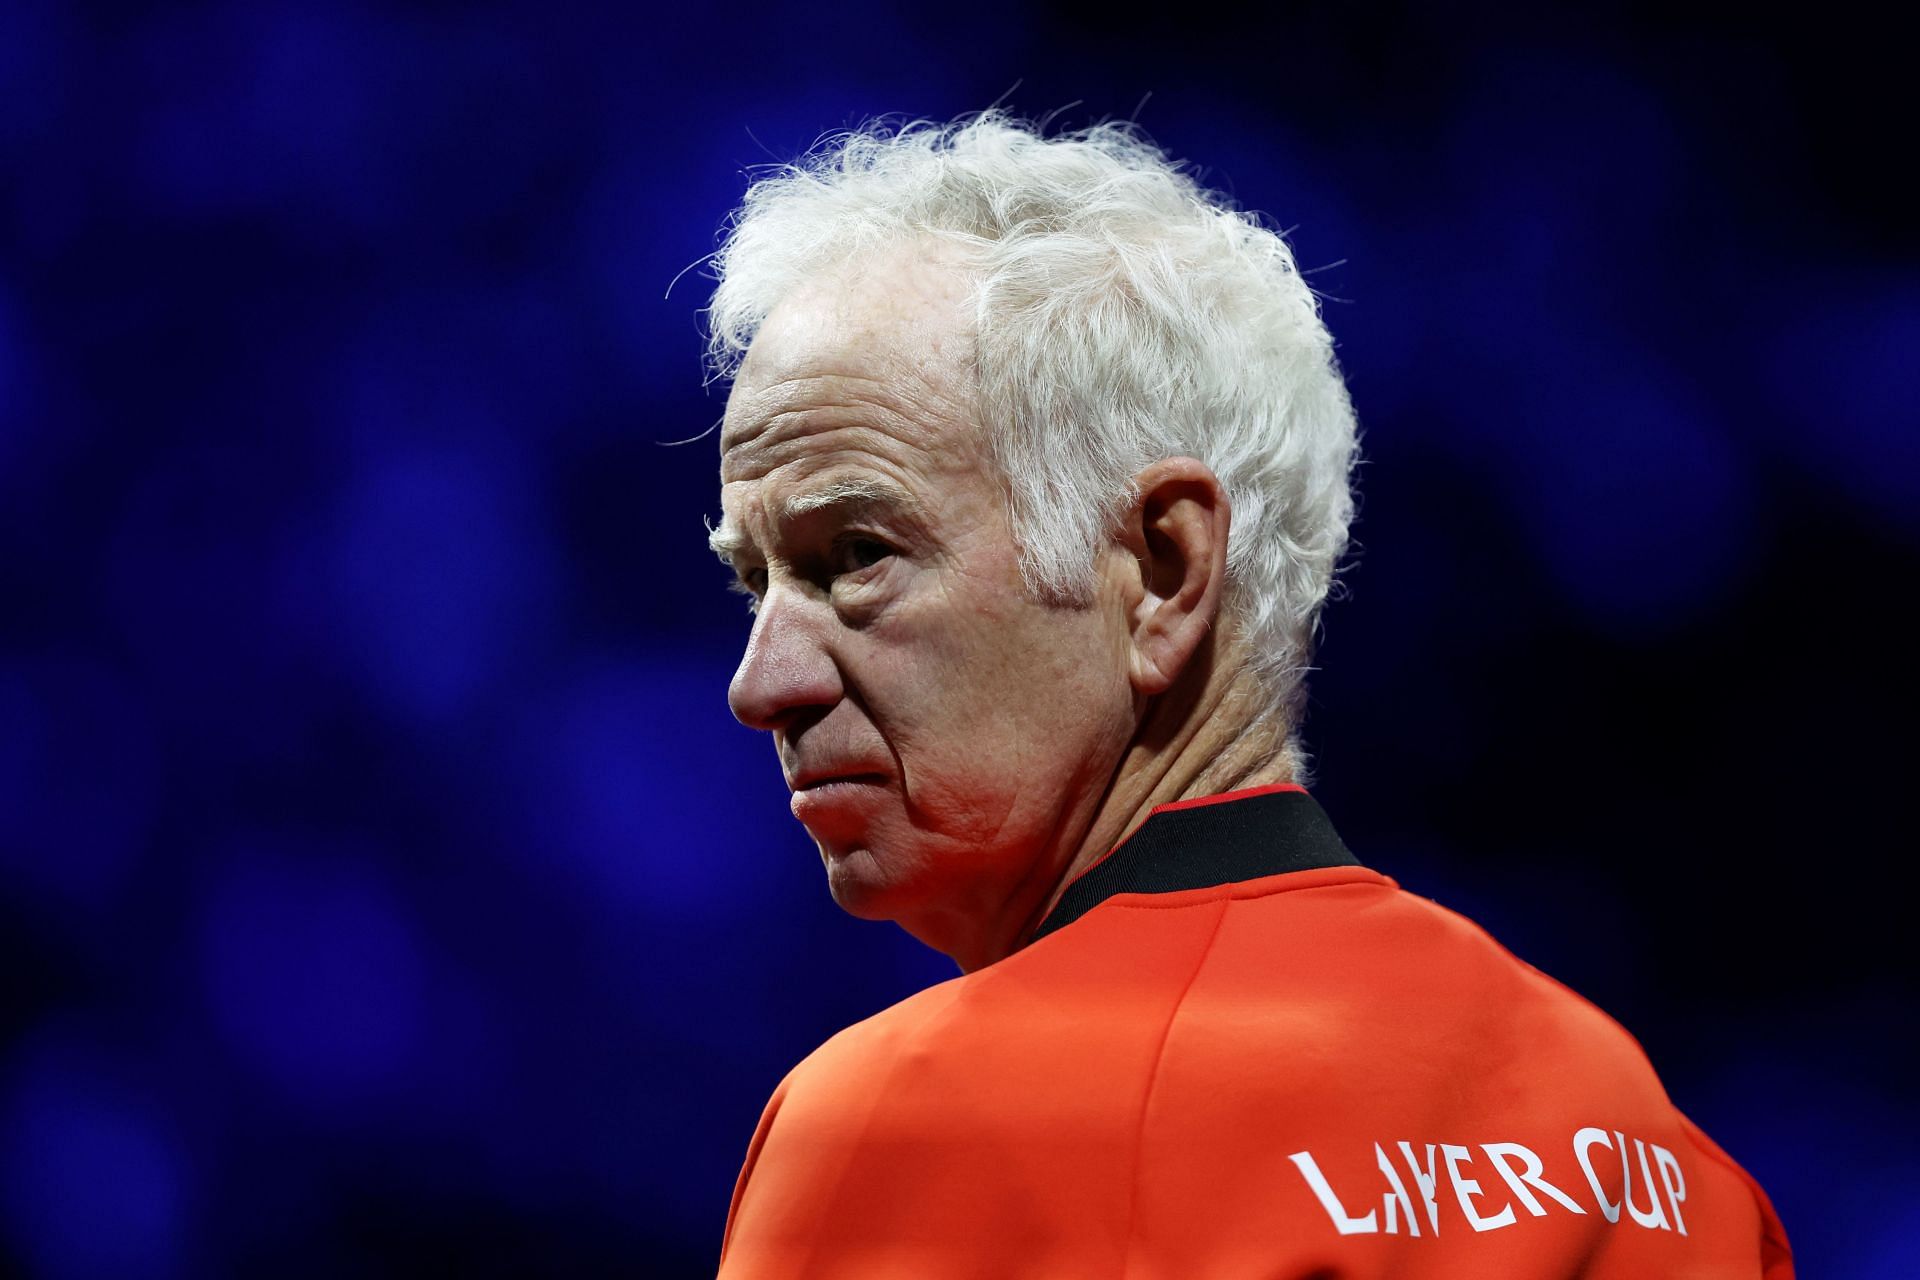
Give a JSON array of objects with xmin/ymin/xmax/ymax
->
[{"xmin": 1115, "ymin": 457, "xmax": 1231, "ymax": 697}]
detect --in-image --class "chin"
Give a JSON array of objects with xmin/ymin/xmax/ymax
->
[{"xmin": 818, "ymin": 841, "xmax": 926, "ymax": 922}]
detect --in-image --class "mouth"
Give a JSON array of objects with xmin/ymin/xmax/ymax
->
[
  {"xmin": 788, "ymin": 771, "xmax": 890, "ymax": 834},
  {"xmin": 791, "ymin": 772, "xmax": 891, "ymax": 792}
]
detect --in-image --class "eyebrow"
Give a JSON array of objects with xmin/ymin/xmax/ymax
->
[{"xmin": 708, "ymin": 476, "xmax": 928, "ymax": 568}]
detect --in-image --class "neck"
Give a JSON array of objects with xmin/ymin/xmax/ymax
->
[
  {"xmin": 952, "ymin": 639, "xmax": 1293, "ymax": 973},
  {"xmin": 1047, "ymin": 661, "xmax": 1292, "ymax": 917}
]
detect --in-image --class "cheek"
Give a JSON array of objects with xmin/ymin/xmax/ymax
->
[
  {"xmin": 858, "ymin": 534, "xmax": 1134, "ymax": 772},
  {"xmin": 932, "ymin": 602, "xmax": 1132, "ymax": 759},
  {"xmin": 1010, "ymin": 615, "xmax": 1135, "ymax": 746}
]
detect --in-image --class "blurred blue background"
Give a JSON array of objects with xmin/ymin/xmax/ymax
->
[{"xmin": 1, "ymin": 3, "xmax": 1913, "ymax": 1275}]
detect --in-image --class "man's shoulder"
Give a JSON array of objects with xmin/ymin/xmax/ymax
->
[
  {"xmin": 780, "ymin": 970, "xmax": 975, "ymax": 1095},
  {"xmin": 1372, "ymin": 883, "xmax": 1668, "ymax": 1080},
  {"xmin": 1027, "ymin": 870, "xmax": 1677, "ymax": 1116},
  {"xmin": 1193, "ymin": 875, "xmax": 1672, "ymax": 1100},
  {"xmin": 779, "ymin": 874, "xmax": 1671, "ymax": 1123}
]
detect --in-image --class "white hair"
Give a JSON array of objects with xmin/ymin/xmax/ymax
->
[{"xmin": 704, "ymin": 111, "xmax": 1360, "ymax": 766}]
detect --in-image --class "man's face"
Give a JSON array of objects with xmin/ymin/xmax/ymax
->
[{"xmin": 714, "ymin": 251, "xmax": 1137, "ymax": 956}]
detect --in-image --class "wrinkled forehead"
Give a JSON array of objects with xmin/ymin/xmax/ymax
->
[{"xmin": 720, "ymin": 247, "xmax": 981, "ymax": 457}]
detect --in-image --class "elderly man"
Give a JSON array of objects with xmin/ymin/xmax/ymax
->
[{"xmin": 703, "ymin": 114, "xmax": 1791, "ymax": 1278}]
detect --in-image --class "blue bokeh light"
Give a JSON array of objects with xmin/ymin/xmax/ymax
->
[
  {"xmin": 198, "ymin": 838, "xmax": 429, "ymax": 1108},
  {"xmin": 1495, "ymin": 357, "xmax": 1759, "ymax": 631},
  {"xmin": 0, "ymin": 657, "xmax": 160, "ymax": 912},
  {"xmin": 505, "ymin": 654, "xmax": 798, "ymax": 922},
  {"xmin": 1766, "ymin": 277, "xmax": 1920, "ymax": 539},
  {"xmin": 1, "ymin": 1035, "xmax": 192, "ymax": 1280},
  {"xmin": 323, "ymin": 444, "xmax": 552, "ymax": 724}
]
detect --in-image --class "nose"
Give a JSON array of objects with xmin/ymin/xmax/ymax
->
[{"xmin": 727, "ymin": 588, "xmax": 843, "ymax": 732}]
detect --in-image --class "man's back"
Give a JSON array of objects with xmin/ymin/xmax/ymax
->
[{"xmin": 718, "ymin": 787, "xmax": 1792, "ymax": 1278}]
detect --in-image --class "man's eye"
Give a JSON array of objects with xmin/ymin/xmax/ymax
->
[{"xmin": 834, "ymin": 536, "xmax": 894, "ymax": 573}]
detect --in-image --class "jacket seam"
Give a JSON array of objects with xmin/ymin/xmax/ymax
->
[{"xmin": 1121, "ymin": 896, "xmax": 1230, "ymax": 1279}]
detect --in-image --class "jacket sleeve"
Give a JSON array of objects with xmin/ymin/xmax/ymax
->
[
  {"xmin": 1678, "ymin": 1112, "xmax": 1794, "ymax": 1279},
  {"xmin": 717, "ymin": 1068, "xmax": 796, "ymax": 1270}
]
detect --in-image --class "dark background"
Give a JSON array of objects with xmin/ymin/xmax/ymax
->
[{"xmin": 1, "ymin": 2, "xmax": 1913, "ymax": 1276}]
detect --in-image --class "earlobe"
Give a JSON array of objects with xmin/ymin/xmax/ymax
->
[{"xmin": 1122, "ymin": 458, "xmax": 1231, "ymax": 697}]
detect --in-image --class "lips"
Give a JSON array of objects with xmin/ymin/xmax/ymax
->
[
  {"xmin": 790, "ymin": 770, "xmax": 890, "ymax": 792},
  {"xmin": 787, "ymin": 768, "xmax": 890, "ymax": 836}
]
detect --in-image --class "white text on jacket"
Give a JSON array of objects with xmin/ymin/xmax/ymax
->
[{"xmin": 1288, "ymin": 1129, "xmax": 1687, "ymax": 1237}]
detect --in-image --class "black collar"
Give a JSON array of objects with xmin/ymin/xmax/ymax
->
[{"xmin": 1029, "ymin": 785, "xmax": 1360, "ymax": 943}]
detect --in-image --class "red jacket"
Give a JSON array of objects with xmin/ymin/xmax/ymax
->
[{"xmin": 719, "ymin": 784, "xmax": 1792, "ymax": 1278}]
